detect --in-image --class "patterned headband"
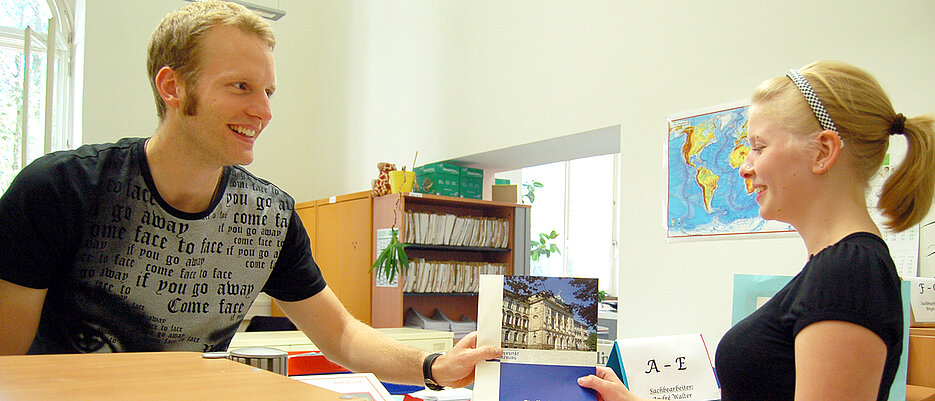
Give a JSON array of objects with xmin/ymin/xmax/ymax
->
[{"xmin": 786, "ymin": 69, "xmax": 838, "ymax": 132}]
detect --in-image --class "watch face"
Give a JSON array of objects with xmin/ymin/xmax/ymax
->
[{"xmin": 424, "ymin": 379, "xmax": 444, "ymax": 391}]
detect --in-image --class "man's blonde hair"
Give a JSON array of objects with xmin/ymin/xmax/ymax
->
[{"xmin": 147, "ymin": 1, "xmax": 275, "ymax": 121}]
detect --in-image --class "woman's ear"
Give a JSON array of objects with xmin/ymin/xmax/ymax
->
[
  {"xmin": 154, "ymin": 66, "xmax": 184, "ymax": 111},
  {"xmin": 813, "ymin": 130, "xmax": 843, "ymax": 174}
]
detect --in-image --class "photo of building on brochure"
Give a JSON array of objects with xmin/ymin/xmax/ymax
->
[{"xmin": 500, "ymin": 276, "xmax": 598, "ymax": 353}]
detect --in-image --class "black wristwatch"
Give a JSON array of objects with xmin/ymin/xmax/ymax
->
[{"xmin": 422, "ymin": 352, "xmax": 445, "ymax": 391}]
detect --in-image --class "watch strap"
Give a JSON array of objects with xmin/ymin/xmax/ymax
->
[{"xmin": 422, "ymin": 352, "xmax": 444, "ymax": 390}]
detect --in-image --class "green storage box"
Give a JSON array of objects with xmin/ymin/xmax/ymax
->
[
  {"xmin": 459, "ymin": 166, "xmax": 483, "ymax": 199},
  {"xmin": 417, "ymin": 162, "xmax": 461, "ymax": 175},
  {"xmin": 415, "ymin": 163, "xmax": 461, "ymax": 197}
]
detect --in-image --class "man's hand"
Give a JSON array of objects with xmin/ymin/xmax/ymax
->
[{"xmin": 431, "ymin": 331, "xmax": 502, "ymax": 388}]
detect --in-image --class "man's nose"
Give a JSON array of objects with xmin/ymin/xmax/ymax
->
[{"xmin": 247, "ymin": 92, "xmax": 272, "ymax": 122}]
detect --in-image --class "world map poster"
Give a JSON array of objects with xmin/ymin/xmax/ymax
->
[{"xmin": 666, "ymin": 102, "xmax": 794, "ymax": 238}]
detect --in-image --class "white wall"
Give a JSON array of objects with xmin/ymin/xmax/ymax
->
[
  {"xmin": 81, "ymin": 0, "xmax": 344, "ymax": 201},
  {"xmin": 81, "ymin": 0, "xmax": 935, "ymax": 344},
  {"xmin": 614, "ymin": 1, "xmax": 935, "ymax": 342}
]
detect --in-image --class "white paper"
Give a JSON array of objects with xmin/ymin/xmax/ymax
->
[
  {"xmin": 407, "ymin": 387, "xmax": 473, "ymax": 401},
  {"xmin": 375, "ymin": 228, "xmax": 399, "ymax": 288},
  {"xmin": 613, "ymin": 334, "xmax": 721, "ymax": 401},
  {"xmin": 918, "ymin": 212, "xmax": 935, "ymax": 277},
  {"xmin": 292, "ymin": 373, "xmax": 393, "ymax": 400},
  {"xmin": 909, "ymin": 277, "xmax": 935, "ymax": 323}
]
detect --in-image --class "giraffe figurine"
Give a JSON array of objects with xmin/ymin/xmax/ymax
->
[{"xmin": 371, "ymin": 162, "xmax": 396, "ymax": 196}]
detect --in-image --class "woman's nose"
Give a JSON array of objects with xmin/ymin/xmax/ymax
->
[{"xmin": 739, "ymin": 158, "xmax": 754, "ymax": 179}]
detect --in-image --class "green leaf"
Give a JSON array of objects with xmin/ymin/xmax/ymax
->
[
  {"xmin": 384, "ymin": 254, "xmax": 395, "ymax": 282},
  {"xmin": 370, "ymin": 248, "xmax": 390, "ymax": 273},
  {"xmin": 397, "ymin": 245, "xmax": 410, "ymax": 274}
]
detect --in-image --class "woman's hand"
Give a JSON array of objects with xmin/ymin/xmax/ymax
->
[{"xmin": 578, "ymin": 366, "xmax": 646, "ymax": 401}]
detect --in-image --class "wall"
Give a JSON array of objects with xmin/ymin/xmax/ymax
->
[
  {"xmin": 81, "ymin": 0, "xmax": 332, "ymax": 202},
  {"xmin": 614, "ymin": 1, "xmax": 935, "ymax": 342},
  {"xmin": 81, "ymin": 0, "xmax": 935, "ymax": 344}
]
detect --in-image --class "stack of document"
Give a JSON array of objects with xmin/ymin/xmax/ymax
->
[
  {"xmin": 404, "ymin": 308, "xmax": 477, "ymax": 341},
  {"xmin": 433, "ymin": 309, "xmax": 476, "ymax": 341},
  {"xmin": 405, "ymin": 212, "xmax": 510, "ymax": 248},
  {"xmin": 402, "ymin": 259, "xmax": 506, "ymax": 293},
  {"xmin": 404, "ymin": 308, "xmax": 450, "ymax": 332}
]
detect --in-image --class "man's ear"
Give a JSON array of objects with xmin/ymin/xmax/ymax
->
[
  {"xmin": 154, "ymin": 66, "xmax": 184, "ymax": 111},
  {"xmin": 813, "ymin": 130, "xmax": 843, "ymax": 174}
]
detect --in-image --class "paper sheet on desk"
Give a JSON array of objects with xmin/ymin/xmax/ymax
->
[
  {"xmin": 404, "ymin": 387, "xmax": 472, "ymax": 400},
  {"xmin": 293, "ymin": 373, "xmax": 394, "ymax": 401}
]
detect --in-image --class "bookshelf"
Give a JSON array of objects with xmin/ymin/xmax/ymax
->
[{"xmin": 371, "ymin": 193, "xmax": 530, "ymax": 328}]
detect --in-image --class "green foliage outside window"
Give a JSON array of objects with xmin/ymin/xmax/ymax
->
[
  {"xmin": 0, "ymin": 0, "xmax": 53, "ymax": 195},
  {"xmin": 524, "ymin": 180, "xmax": 561, "ymax": 262}
]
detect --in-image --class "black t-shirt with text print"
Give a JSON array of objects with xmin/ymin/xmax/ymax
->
[{"xmin": 0, "ymin": 138, "xmax": 325, "ymax": 353}]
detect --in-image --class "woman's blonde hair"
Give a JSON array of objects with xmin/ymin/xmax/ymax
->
[
  {"xmin": 147, "ymin": 1, "xmax": 275, "ymax": 121},
  {"xmin": 751, "ymin": 60, "xmax": 934, "ymax": 232}
]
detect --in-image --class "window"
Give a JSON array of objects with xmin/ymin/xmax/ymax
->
[
  {"xmin": 500, "ymin": 153, "xmax": 619, "ymax": 295},
  {"xmin": 0, "ymin": 0, "xmax": 74, "ymax": 195}
]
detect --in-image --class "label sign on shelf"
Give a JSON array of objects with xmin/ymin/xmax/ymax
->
[{"xmin": 910, "ymin": 277, "xmax": 935, "ymax": 325}]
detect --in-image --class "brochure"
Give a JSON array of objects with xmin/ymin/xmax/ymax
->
[{"xmin": 474, "ymin": 275, "xmax": 599, "ymax": 401}]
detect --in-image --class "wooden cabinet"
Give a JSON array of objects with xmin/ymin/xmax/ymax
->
[
  {"xmin": 316, "ymin": 192, "xmax": 373, "ymax": 324},
  {"xmin": 275, "ymin": 191, "xmax": 373, "ymax": 324},
  {"xmin": 370, "ymin": 193, "xmax": 530, "ymax": 328}
]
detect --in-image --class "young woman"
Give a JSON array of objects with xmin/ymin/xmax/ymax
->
[{"xmin": 578, "ymin": 60, "xmax": 935, "ymax": 400}]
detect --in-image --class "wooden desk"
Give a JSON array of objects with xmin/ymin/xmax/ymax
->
[
  {"xmin": 909, "ymin": 384, "xmax": 935, "ymax": 401},
  {"xmin": 0, "ymin": 352, "xmax": 343, "ymax": 400}
]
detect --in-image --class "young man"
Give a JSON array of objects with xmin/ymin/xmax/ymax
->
[{"xmin": 0, "ymin": 1, "xmax": 499, "ymax": 388}]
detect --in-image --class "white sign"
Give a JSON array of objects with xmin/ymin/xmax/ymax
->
[
  {"xmin": 607, "ymin": 334, "xmax": 720, "ymax": 400},
  {"xmin": 910, "ymin": 277, "xmax": 935, "ymax": 325},
  {"xmin": 374, "ymin": 228, "xmax": 399, "ymax": 288}
]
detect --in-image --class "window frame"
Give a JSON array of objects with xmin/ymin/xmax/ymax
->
[{"xmin": 0, "ymin": 0, "xmax": 75, "ymax": 194}]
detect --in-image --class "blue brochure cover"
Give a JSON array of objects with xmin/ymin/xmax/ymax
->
[{"xmin": 499, "ymin": 362, "xmax": 596, "ymax": 401}]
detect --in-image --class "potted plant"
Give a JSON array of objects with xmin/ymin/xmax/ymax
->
[{"xmin": 370, "ymin": 152, "xmax": 418, "ymax": 283}]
